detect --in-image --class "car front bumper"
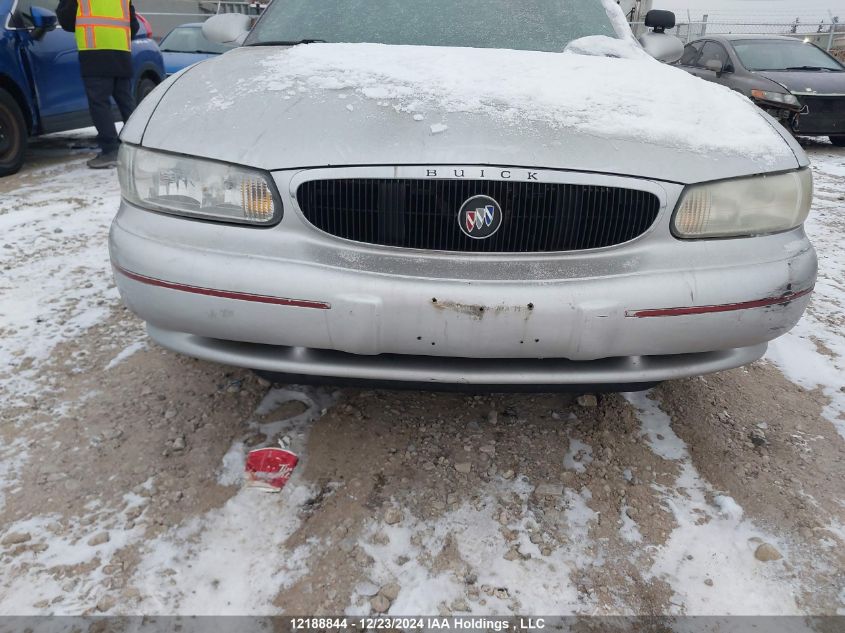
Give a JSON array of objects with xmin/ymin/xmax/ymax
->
[
  {"xmin": 145, "ymin": 326, "xmax": 768, "ymax": 388},
  {"xmin": 795, "ymin": 95, "xmax": 845, "ymax": 136},
  {"xmin": 109, "ymin": 180, "xmax": 817, "ymax": 386}
]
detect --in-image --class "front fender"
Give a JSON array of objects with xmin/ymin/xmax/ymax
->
[
  {"xmin": 0, "ymin": 25, "xmax": 38, "ymax": 133},
  {"xmin": 120, "ymin": 62, "xmax": 198, "ymax": 145}
]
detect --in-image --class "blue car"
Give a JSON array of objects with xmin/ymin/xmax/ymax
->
[
  {"xmin": 159, "ymin": 23, "xmax": 233, "ymax": 77},
  {"xmin": 0, "ymin": 0, "xmax": 165, "ymax": 176}
]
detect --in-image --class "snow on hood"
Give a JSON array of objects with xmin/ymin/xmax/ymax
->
[
  {"xmin": 600, "ymin": 0, "xmax": 641, "ymax": 43},
  {"xmin": 135, "ymin": 43, "xmax": 802, "ymax": 181},
  {"xmin": 564, "ymin": 35, "xmax": 652, "ymax": 59},
  {"xmin": 241, "ymin": 42, "xmax": 789, "ymax": 160}
]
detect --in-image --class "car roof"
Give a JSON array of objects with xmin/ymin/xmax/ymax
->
[{"xmin": 690, "ymin": 34, "xmax": 806, "ymax": 43}]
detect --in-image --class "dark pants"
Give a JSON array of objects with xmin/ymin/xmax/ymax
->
[{"xmin": 83, "ymin": 76, "xmax": 136, "ymax": 153}]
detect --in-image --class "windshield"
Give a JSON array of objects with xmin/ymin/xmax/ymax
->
[
  {"xmin": 160, "ymin": 26, "xmax": 233, "ymax": 54},
  {"xmin": 733, "ymin": 39, "xmax": 844, "ymax": 72},
  {"xmin": 246, "ymin": 0, "xmax": 619, "ymax": 52}
]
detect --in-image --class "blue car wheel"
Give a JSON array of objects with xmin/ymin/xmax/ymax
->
[
  {"xmin": 0, "ymin": 88, "xmax": 28, "ymax": 177},
  {"xmin": 136, "ymin": 76, "xmax": 158, "ymax": 103}
]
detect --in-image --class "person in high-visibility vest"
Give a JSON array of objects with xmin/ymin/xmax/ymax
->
[{"xmin": 57, "ymin": 0, "xmax": 140, "ymax": 169}]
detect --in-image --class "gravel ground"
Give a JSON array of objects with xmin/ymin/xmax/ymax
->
[{"xmin": 0, "ymin": 133, "xmax": 843, "ymax": 618}]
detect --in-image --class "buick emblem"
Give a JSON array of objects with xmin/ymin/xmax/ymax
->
[{"xmin": 458, "ymin": 195, "xmax": 503, "ymax": 240}]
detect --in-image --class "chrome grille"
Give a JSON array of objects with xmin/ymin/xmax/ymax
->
[{"xmin": 296, "ymin": 179, "xmax": 661, "ymax": 253}]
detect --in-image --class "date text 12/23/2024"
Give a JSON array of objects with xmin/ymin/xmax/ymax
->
[{"xmin": 290, "ymin": 618, "xmax": 548, "ymax": 631}]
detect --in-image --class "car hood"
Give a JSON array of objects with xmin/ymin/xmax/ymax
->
[
  {"xmin": 136, "ymin": 43, "xmax": 803, "ymax": 184},
  {"xmin": 756, "ymin": 69, "xmax": 845, "ymax": 96}
]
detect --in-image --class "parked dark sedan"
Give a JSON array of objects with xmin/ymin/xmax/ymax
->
[{"xmin": 676, "ymin": 34, "xmax": 845, "ymax": 146}]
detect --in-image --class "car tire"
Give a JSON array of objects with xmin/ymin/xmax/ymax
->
[
  {"xmin": 0, "ymin": 88, "xmax": 28, "ymax": 178},
  {"xmin": 135, "ymin": 76, "xmax": 158, "ymax": 104},
  {"xmin": 830, "ymin": 136, "xmax": 845, "ymax": 147}
]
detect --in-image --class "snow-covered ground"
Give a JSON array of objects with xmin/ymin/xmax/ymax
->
[
  {"xmin": 0, "ymin": 134, "xmax": 843, "ymax": 620},
  {"xmin": 767, "ymin": 141, "xmax": 845, "ymax": 440}
]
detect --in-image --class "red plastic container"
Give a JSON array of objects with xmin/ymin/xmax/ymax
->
[{"xmin": 245, "ymin": 447, "xmax": 299, "ymax": 492}]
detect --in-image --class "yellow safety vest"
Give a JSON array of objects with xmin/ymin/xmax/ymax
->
[{"xmin": 75, "ymin": 0, "xmax": 131, "ymax": 53}]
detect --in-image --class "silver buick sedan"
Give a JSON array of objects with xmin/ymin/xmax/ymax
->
[{"xmin": 110, "ymin": 0, "xmax": 817, "ymax": 390}]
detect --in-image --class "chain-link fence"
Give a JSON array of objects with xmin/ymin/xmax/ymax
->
[
  {"xmin": 631, "ymin": 20, "xmax": 845, "ymax": 52},
  {"xmin": 204, "ymin": 2, "xmax": 267, "ymax": 15}
]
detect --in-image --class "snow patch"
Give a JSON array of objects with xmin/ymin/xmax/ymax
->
[
  {"xmin": 133, "ymin": 482, "xmax": 317, "ymax": 615},
  {"xmin": 713, "ymin": 495, "xmax": 744, "ymax": 522},
  {"xmin": 217, "ymin": 441, "xmax": 246, "ymax": 487},
  {"xmin": 767, "ymin": 333, "xmax": 845, "ymax": 440},
  {"xmin": 651, "ymin": 464, "xmax": 798, "ymax": 616},
  {"xmin": 765, "ymin": 149, "xmax": 845, "ymax": 439},
  {"xmin": 131, "ymin": 387, "xmax": 337, "ymax": 614},
  {"xmin": 563, "ymin": 438, "xmax": 593, "ymax": 473},
  {"xmin": 623, "ymin": 391, "xmax": 686, "ymax": 461},
  {"xmin": 0, "ymin": 157, "xmax": 121, "ymax": 402},
  {"xmin": 252, "ymin": 386, "xmax": 334, "ymax": 439},
  {"xmin": 599, "ymin": 0, "xmax": 641, "ymax": 42},
  {"xmin": 105, "ymin": 340, "xmax": 147, "ymax": 370},
  {"xmin": 626, "ymin": 392, "xmax": 803, "ymax": 615},
  {"xmin": 0, "ymin": 507, "xmax": 146, "ymax": 614},
  {"xmin": 619, "ymin": 503, "xmax": 644, "ymax": 544},
  {"xmin": 348, "ymin": 478, "xmax": 598, "ymax": 615},
  {"xmin": 565, "ymin": 35, "xmax": 648, "ymax": 59},
  {"xmin": 0, "ymin": 437, "xmax": 28, "ymax": 513}
]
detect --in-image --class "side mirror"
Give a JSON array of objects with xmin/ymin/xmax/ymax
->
[
  {"xmin": 705, "ymin": 59, "xmax": 725, "ymax": 74},
  {"xmin": 30, "ymin": 6, "xmax": 58, "ymax": 38},
  {"xmin": 202, "ymin": 13, "xmax": 251, "ymax": 46},
  {"xmin": 639, "ymin": 10, "xmax": 682, "ymax": 63},
  {"xmin": 639, "ymin": 32, "xmax": 684, "ymax": 64}
]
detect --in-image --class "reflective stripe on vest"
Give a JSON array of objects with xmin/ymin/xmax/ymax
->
[{"xmin": 75, "ymin": 0, "xmax": 131, "ymax": 53}]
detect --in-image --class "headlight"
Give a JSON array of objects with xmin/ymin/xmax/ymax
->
[
  {"xmin": 673, "ymin": 169, "xmax": 812, "ymax": 239},
  {"xmin": 118, "ymin": 145, "xmax": 281, "ymax": 226},
  {"xmin": 750, "ymin": 89, "xmax": 800, "ymax": 107}
]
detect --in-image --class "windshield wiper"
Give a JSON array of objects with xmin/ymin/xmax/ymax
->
[
  {"xmin": 784, "ymin": 66, "xmax": 833, "ymax": 71},
  {"xmin": 247, "ymin": 39, "xmax": 326, "ymax": 47}
]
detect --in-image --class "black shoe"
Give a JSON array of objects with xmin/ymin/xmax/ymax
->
[{"xmin": 87, "ymin": 150, "xmax": 119, "ymax": 169}]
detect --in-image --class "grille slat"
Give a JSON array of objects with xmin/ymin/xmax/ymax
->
[{"xmin": 297, "ymin": 178, "xmax": 660, "ymax": 253}]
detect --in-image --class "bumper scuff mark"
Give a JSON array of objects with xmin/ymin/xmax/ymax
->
[{"xmin": 431, "ymin": 297, "xmax": 535, "ymax": 321}]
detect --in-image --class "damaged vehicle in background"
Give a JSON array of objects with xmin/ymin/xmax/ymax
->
[
  {"xmin": 109, "ymin": 0, "xmax": 816, "ymax": 391},
  {"xmin": 676, "ymin": 35, "xmax": 845, "ymax": 145}
]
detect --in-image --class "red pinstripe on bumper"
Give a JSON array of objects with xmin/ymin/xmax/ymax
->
[
  {"xmin": 112, "ymin": 264, "xmax": 332, "ymax": 310},
  {"xmin": 625, "ymin": 287, "xmax": 814, "ymax": 318}
]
